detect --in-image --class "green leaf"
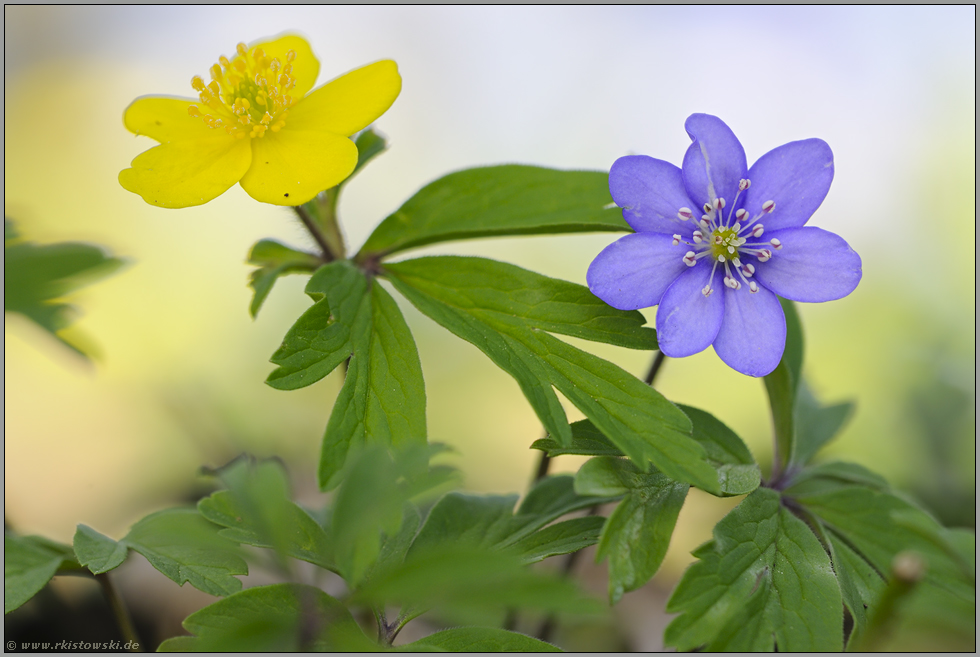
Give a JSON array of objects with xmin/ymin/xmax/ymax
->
[
  {"xmin": 4, "ymin": 218, "xmax": 125, "ymax": 357},
  {"xmin": 319, "ymin": 280, "xmax": 427, "ymax": 489},
  {"xmin": 358, "ymin": 165, "xmax": 628, "ymax": 258},
  {"xmin": 401, "ymin": 627, "xmax": 562, "ymax": 652},
  {"xmin": 266, "ymin": 260, "xmax": 367, "ymax": 391},
  {"xmin": 246, "ymin": 239, "xmax": 322, "ymax": 318},
  {"xmin": 785, "ymin": 461, "xmax": 889, "ymax": 494},
  {"xmin": 387, "ymin": 257, "xmax": 717, "ymax": 492},
  {"xmin": 763, "ymin": 298, "xmax": 804, "ymax": 473},
  {"xmin": 354, "ymin": 546, "xmax": 601, "ymax": 624},
  {"xmin": 676, "ymin": 405, "xmax": 760, "ymax": 496},
  {"xmin": 664, "ymin": 487, "xmax": 842, "ymax": 651},
  {"xmin": 531, "ymin": 419, "xmax": 625, "ymax": 457},
  {"xmin": 409, "ymin": 475, "xmax": 610, "ymax": 559},
  {"xmin": 508, "ymin": 517, "xmax": 606, "ymax": 565},
  {"xmin": 120, "ymin": 508, "xmax": 247, "ymax": 597},
  {"xmin": 4, "ymin": 533, "xmax": 80, "ymax": 614},
  {"xmin": 158, "ymin": 583, "xmax": 369, "ymax": 652},
  {"xmin": 791, "ymin": 383, "xmax": 854, "ymax": 467},
  {"xmin": 196, "ymin": 459, "xmax": 334, "ymax": 572},
  {"xmin": 575, "ymin": 457, "xmax": 688, "ymax": 603},
  {"xmin": 351, "ymin": 127, "xmax": 388, "ymax": 177},
  {"xmin": 73, "ymin": 525, "xmax": 128, "ymax": 575}
]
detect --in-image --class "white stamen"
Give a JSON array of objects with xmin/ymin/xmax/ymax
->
[
  {"xmin": 683, "ymin": 251, "xmax": 697, "ymax": 267},
  {"xmin": 732, "ymin": 222, "xmax": 741, "ymax": 233},
  {"xmin": 692, "ymin": 230, "xmax": 703, "ymax": 243},
  {"xmin": 714, "ymin": 235, "xmax": 723, "ymax": 245},
  {"xmin": 735, "ymin": 208, "xmax": 749, "ymax": 222},
  {"xmin": 672, "ymin": 234, "xmax": 682, "ymax": 246},
  {"xmin": 770, "ymin": 238, "xmax": 782, "ymax": 250},
  {"xmin": 717, "ymin": 255, "xmax": 726, "ymax": 263},
  {"xmin": 677, "ymin": 207, "xmax": 693, "ymax": 221},
  {"xmin": 757, "ymin": 249, "xmax": 772, "ymax": 262},
  {"xmin": 732, "ymin": 257, "xmax": 742, "ymax": 267},
  {"xmin": 751, "ymin": 224, "xmax": 765, "ymax": 238},
  {"xmin": 703, "ymin": 203, "xmax": 712, "ymax": 214},
  {"xmin": 739, "ymin": 178, "xmax": 751, "ymax": 190},
  {"xmin": 749, "ymin": 281, "xmax": 759, "ymax": 293},
  {"xmin": 700, "ymin": 219, "xmax": 711, "ymax": 230},
  {"xmin": 742, "ymin": 263, "xmax": 755, "ymax": 276},
  {"xmin": 727, "ymin": 246, "xmax": 735, "ymax": 254},
  {"xmin": 762, "ymin": 200, "xmax": 776, "ymax": 213},
  {"xmin": 714, "ymin": 197, "xmax": 726, "ymax": 210},
  {"xmin": 702, "ymin": 285, "xmax": 713, "ymax": 297}
]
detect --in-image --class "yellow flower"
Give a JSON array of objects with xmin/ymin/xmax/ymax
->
[{"xmin": 119, "ymin": 34, "xmax": 401, "ymax": 208}]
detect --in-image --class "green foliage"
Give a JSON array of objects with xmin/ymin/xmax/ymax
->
[
  {"xmin": 387, "ymin": 256, "xmax": 720, "ymax": 492},
  {"xmin": 575, "ymin": 458, "xmax": 688, "ymax": 603},
  {"xmin": 664, "ymin": 487, "xmax": 843, "ymax": 651},
  {"xmin": 791, "ymin": 383, "xmax": 855, "ymax": 468},
  {"xmin": 402, "ymin": 627, "xmax": 562, "ymax": 652},
  {"xmin": 114, "ymin": 509, "xmax": 247, "ymax": 597},
  {"xmin": 157, "ymin": 583, "xmax": 370, "ymax": 652},
  {"xmin": 358, "ymin": 165, "xmax": 627, "ymax": 258},
  {"xmin": 532, "ymin": 419, "xmax": 627, "ymax": 457},
  {"xmin": 408, "ymin": 475, "xmax": 610, "ymax": 564},
  {"xmin": 246, "ymin": 239, "xmax": 322, "ymax": 318},
  {"xmin": 4, "ymin": 533, "xmax": 80, "ymax": 614},
  {"xmin": 73, "ymin": 525, "xmax": 127, "ymax": 574},
  {"xmin": 266, "ymin": 262, "xmax": 427, "ymax": 488},
  {"xmin": 783, "ymin": 465, "xmax": 975, "ymax": 649},
  {"xmin": 4, "ymin": 217, "xmax": 124, "ymax": 357},
  {"xmin": 197, "ymin": 458, "xmax": 334, "ymax": 572}
]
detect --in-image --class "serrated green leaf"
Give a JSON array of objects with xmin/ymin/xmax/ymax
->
[
  {"xmin": 319, "ymin": 280, "xmax": 427, "ymax": 489},
  {"xmin": 120, "ymin": 508, "xmax": 247, "ymax": 597},
  {"xmin": 246, "ymin": 239, "xmax": 322, "ymax": 318},
  {"xmin": 73, "ymin": 525, "xmax": 128, "ymax": 575},
  {"xmin": 266, "ymin": 260, "xmax": 367, "ymax": 391},
  {"xmin": 159, "ymin": 583, "xmax": 369, "ymax": 652},
  {"xmin": 575, "ymin": 457, "xmax": 688, "ymax": 603},
  {"xmin": 359, "ymin": 166, "xmax": 627, "ymax": 258},
  {"xmin": 196, "ymin": 459, "xmax": 334, "ymax": 572},
  {"xmin": 4, "ymin": 533, "xmax": 79, "ymax": 614},
  {"xmin": 401, "ymin": 627, "xmax": 562, "ymax": 652},
  {"xmin": 791, "ymin": 382, "xmax": 855, "ymax": 467},
  {"xmin": 664, "ymin": 487, "xmax": 842, "ymax": 651},
  {"xmin": 409, "ymin": 475, "xmax": 610, "ymax": 559},
  {"xmin": 4, "ymin": 218, "xmax": 125, "ymax": 358},
  {"xmin": 387, "ymin": 257, "xmax": 717, "ymax": 492}
]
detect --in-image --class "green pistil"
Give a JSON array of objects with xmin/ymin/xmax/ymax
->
[{"xmin": 710, "ymin": 227, "xmax": 742, "ymax": 261}]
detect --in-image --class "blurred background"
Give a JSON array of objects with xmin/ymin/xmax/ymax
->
[{"xmin": 4, "ymin": 5, "xmax": 975, "ymax": 650}]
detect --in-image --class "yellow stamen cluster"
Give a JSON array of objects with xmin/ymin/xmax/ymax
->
[{"xmin": 186, "ymin": 42, "xmax": 299, "ymax": 139}]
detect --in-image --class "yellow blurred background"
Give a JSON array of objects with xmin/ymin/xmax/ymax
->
[{"xmin": 4, "ymin": 5, "xmax": 975, "ymax": 649}]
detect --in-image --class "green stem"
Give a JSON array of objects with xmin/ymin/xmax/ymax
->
[{"xmin": 96, "ymin": 572, "xmax": 141, "ymax": 652}]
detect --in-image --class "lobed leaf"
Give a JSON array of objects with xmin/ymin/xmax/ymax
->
[
  {"xmin": 575, "ymin": 457, "xmax": 688, "ymax": 603},
  {"xmin": 386, "ymin": 257, "xmax": 718, "ymax": 492},
  {"xmin": 358, "ymin": 165, "xmax": 628, "ymax": 258},
  {"xmin": 73, "ymin": 525, "xmax": 128, "ymax": 575},
  {"xmin": 4, "ymin": 533, "xmax": 80, "ymax": 614},
  {"xmin": 401, "ymin": 627, "xmax": 562, "ymax": 652},
  {"xmin": 664, "ymin": 487, "xmax": 843, "ymax": 652},
  {"xmin": 120, "ymin": 508, "xmax": 247, "ymax": 597},
  {"xmin": 791, "ymin": 382, "xmax": 855, "ymax": 467}
]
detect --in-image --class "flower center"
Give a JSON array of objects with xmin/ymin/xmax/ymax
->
[
  {"xmin": 673, "ymin": 178, "xmax": 783, "ymax": 297},
  {"xmin": 187, "ymin": 42, "xmax": 299, "ymax": 139}
]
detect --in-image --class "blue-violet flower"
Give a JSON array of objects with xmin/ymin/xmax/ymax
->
[{"xmin": 588, "ymin": 113, "xmax": 861, "ymax": 377}]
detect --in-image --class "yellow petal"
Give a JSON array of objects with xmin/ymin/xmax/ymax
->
[
  {"xmin": 119, "ymin": 133, "xmax": 252, "ymax": 208},
  {"xmin": 239, "ymin": 129, "xmax": 357, "ymax": 206},
  {"xmin": 286, "ymin": 60, "xmax": 401, "ymax": 137},
  {"xmin": 123, "ymin": 95, "xmax": 213, "ymax": 143},
  {"xmin": 246, "ymin": 34, "xmax": 320, "ymax": 99}
]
